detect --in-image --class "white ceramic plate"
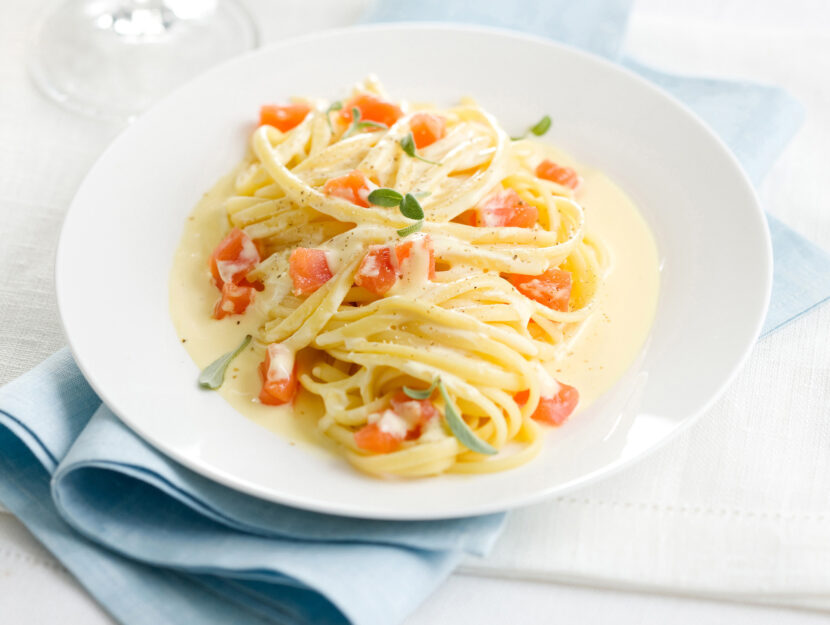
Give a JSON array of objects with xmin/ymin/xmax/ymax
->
[{"xmin": 56, "ymin": 24, "xmax": 771, "ymax": 520}]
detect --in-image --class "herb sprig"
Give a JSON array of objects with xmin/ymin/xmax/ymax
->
[
  {"xmin": 367, "ymin": 187, "xmax": 426, "ymax": 237},
  {"xmin": 198, "ymin": 335, "xmax": 251, "ymax": 390},
  {"xmin": 325, "ymin": 100, "xmax": 343, "ymax": 132},
  {"xmin": 404, "ymin": 376, "xmax": 496, "ymax": 455},
  {"xmin": 399, "ymin": 133, "xmax": 439, "ymax": 165},
  {"xmin": 511, "ymin": 114, "xmax": 552, "ymax": 141},
  {"xmin": 342, "ymin": 106, "xmax": 388, "ymax": 139},
  {"xmin": 402, "ymin": 378, "xmax": 439, "ymax": 400}
]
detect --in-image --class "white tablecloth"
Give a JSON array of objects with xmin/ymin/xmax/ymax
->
[{"xmin": 2, "ymin": 0, "xmax": 830, "ymax": 623}]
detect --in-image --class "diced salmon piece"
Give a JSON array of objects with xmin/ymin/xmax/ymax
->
[
  {"xmin": 354, "ymin": 235, "xmax": 435, "ymax": 296},
  {"xmin": 322, "ymin": 170, "xmax": 374, "ymax": 208},
  {"xmin": 474, "ymin": 189, "xmax": 538, "ymax": 228},
  {"xmin": 410, "ymin": 113, "xmax": 446, "ymax": 149},
  {"xmin": 535, "ymin": 159, "xmax": 582, "ymax": 190},
  {"xmin": 354, "ymin": 423, "xmax": 402, "ymax": 454},
  {"xmin": 258, "ymin": 343, "xmax": 298, "ymax": 405},
  {"xmin": 289, "ymin": 248, "xmax": 333, "ymax": 296},
  {"xmin": 210, "ymin": 228, "xmax": 260, "ymax": 287},
  {"xmin": 395, "ymin": 235, "xmax": 436, "ymax": 280},
  {"xmin": 354, "ymin": 389, "xmax": 440, "ymax": 452},
  {"xmin": 506, "ymin": 268, "xmax": 572, "ymax": 312},
  {"xmin": 212, "ymin": 282, "xmax": 256, "ymax": 319},
  {"xmin": 259, "ymin": 103, "xmax": 311, "ymax": 132},
  {"xmin": 340, "ymin": 93, "xmax": 403, "ymax": 128},
  {"xmin": 515, "ymin": 381, "xmax": 579, "ymax": 426},
  {"xmin": 354, "ymin": 245, "xmax": 398, "ymax": 296},
  {"xmin": 390, "ymin": 391, "xmax": 439, "ymax": 440}
]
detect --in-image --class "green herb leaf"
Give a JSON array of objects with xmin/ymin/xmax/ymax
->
[
  {"xmin": 511, "ymin": 114, "xmax": 553, "ymax": 141},
  {"xmin": 400, "ymin": 133, "xmax": 417, "ymax": 157},
  {"xmin": 357, "ymin": 121, "xmax": 389, "ymax": 131},
  {"xmin": 437, "ymin": 379, "xmax": 497, "ymax": 455},
  {"xmin": 343, "ymin": 106, "xmax": 390, "ymax": 138},
  {"xmin": 364, "ymin": 185, "xmax": 426, "ymax": 237},
  {"xmin": 403, "ymin": 378, "xmax": 439, "ymax": 400},
  {"xmin": 399, "ymin": 193, "xmax": 425, "ymax": 220},
  {"xmin": 367, "ymin": 188, "xmax": 404, "ymax": 207},
  {"xmin": 325, "ymin": 100, "xmax": 343, "ymax": 132},
  {"xmin": 399, "ymin": 133, "xmax": 439, "ymax": 165},
  {"xmin": 342, "ymin": 107, "xmax": 363, "ymax": 139},
  {"xmin": 396, "ymin": 221, "xmax": 423, "ymax": 237},
  {"xmin": 529, "ymin": 115, "xmax": 552, "ymax": 136},
  {"xmin": 198, "ymin": 335, "xmax": 252, "ymax": 390}
]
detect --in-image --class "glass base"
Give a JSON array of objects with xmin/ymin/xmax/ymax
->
[{"xmin": 28, "ymin": 0, "xmax": 258, "ymax": 122}]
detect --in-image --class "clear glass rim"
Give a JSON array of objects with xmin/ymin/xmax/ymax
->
[{"xmin": 26, "ymin": 0, "xmax": 260, "ymax": 123}]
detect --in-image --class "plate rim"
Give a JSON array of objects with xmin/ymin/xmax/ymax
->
[{"xmin": 55, "ymin": 22, "xmax": 772, "ymax": 520}]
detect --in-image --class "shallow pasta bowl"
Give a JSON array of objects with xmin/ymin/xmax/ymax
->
[{"xmin": 56, "ymin": 24, "xmax": 770, "ymax": 520}]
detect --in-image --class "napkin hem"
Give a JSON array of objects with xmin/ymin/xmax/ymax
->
[
  {"xmin": 454, "ymin": 566, "xmax": 830, "ymax": 612},
  {"xmin": 0, "ymin": 409, "xmax": 59, "ymax": 472}
]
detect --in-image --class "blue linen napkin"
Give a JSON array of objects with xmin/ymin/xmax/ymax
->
[
  {"xmin": 3, "ymin": 2, "xmax": 830, "ymax": 625},
  {"xmin": 0, "ymin": 350, "xmax": 504, "ymax": 625}
]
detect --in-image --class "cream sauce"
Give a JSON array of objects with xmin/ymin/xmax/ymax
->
[
  {"xmin": 542, "ymin": 146, "xmax": 659, "ymax": 407},
  {"xmin": 169, "ymin": 173, "xmax": 337, "ymax": 454},
  {"xmin": 169, "ymin": 149, "xmax": 659, "ymax": 447}
]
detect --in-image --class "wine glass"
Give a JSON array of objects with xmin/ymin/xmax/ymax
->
[{"xmin": 28, "ymin": 0, "xmax": 258, "ymax": 122}]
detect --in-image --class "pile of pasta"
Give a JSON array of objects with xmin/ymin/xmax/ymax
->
[{"xmin": 209, "ymin": 78, "xmax": 607, "ymax": 477}]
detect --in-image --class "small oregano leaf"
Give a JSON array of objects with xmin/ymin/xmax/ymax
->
[{"xmin": 198, "ymin": 335, "xmax": 252, "ymax": 390}]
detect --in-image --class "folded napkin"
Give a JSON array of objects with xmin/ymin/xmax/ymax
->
[
  {"xmin": 0, "ymin": 351, "xmax": 504, "ymax": 625},
  {"xmin": 2, "ymin": 3, "xmax": 830, "ymax": 625}
]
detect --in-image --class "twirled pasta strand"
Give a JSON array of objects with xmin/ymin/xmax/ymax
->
[{"xmin": 221, "ymin": 80, "xmax": 607, "ymax": 477}]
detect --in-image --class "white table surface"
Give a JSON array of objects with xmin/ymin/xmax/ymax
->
[{"xmin": 2, "ymin": 0, "xmax": 830, "ymax": 623}]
